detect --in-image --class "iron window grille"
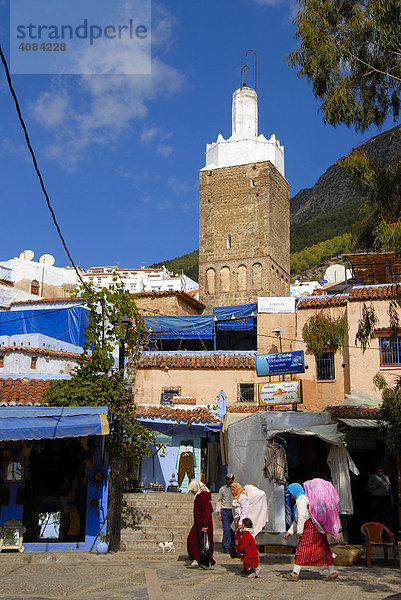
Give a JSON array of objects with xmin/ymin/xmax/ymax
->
[
  {"xmin": 316, "ymin": 352, "xmax": 335, "ymax": 381},
  {"xmin": 238, "ymin": 383, "xmax": 255, "ymax": 402},
  {"xmin": 379, "ymin": 337, "xmax": 401, "ymax": 367}
]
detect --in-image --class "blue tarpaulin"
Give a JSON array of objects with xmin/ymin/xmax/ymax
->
[
  {"xmin": 143, "ymin": 315, "xmax": 213, "ymax": 339},
  {"xmin": 0, "ymin": 306, "xmax": 89, "ymax": 347},
  {"xmin": 0, "ymin": 407, "xmax": 109, "ymax": 441},
  {"xmin": 213, "ymin": 303, "xmax": 256, "ymax": 331}
]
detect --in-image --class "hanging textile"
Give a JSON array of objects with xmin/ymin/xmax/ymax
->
[
  {"xmin": 176, "ymin": 439, "xmax": 196, "ymax": 486},
  {"xmin": 284, "ymin": 485, "xmax": 292, "ymax": 527},
  {"xmin": 263, "ymin": 442, "xmax": 288, "ymax": 484},
  {"xmin": 206, "ymin": 441, "xmax": 219, "ymax": 483},
  {"xmin": 327, "ymin": 445, "xmax": 359, "ymax": 515}
]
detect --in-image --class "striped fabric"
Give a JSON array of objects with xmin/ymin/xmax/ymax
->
[{"xmin": 294, "ymin": 519, "xmax": 334, "ymax": 566}]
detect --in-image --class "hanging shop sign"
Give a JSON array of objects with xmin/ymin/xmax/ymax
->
[
  {"xmin": 256, "ymin": 351, "xmax": 305, "ymax": 376},
  {"xmin": 258, "ymin": 380, "xmax": 302, "ymax": 406},
  {"xmin": 258, "ymin": 297, "xmax": 296, "ymax": 313}
]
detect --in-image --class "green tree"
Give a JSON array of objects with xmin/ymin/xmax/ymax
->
[
  {"xmin": 45, "ymin": 280, "xmax": 155, "ymax": 551},
  {"xmin": 288, "ymin": 0, "xmax": 401, "ymax": 132},
  {"xmin": 374, "ymin": 374, "xmax": 401, "ymax": 456}
]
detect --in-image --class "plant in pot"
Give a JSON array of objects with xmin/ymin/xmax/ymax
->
[{"xmin": 96, "ymin": 532, "xmax": 109, "ymax": 555}]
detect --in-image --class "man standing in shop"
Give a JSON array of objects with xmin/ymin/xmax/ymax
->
[
  {"xmin": 367, "ymin": 465, "xmax": 393, "ymax": 527},
  {"xmin": 216, "ymin": 474, "xmax": 235, "ymax": 553}
]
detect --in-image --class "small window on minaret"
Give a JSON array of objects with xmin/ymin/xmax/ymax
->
[
  {"xmin": 250, "ymin": 179, "xmax": 256, "ymax": 188},
  {"xmin": 226, "ymin": 234, "xmax": 232, "ymax": 249}
]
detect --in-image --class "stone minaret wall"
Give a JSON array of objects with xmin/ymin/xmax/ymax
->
[{"xmin": 199, "ymin": 160, "xmax": 290, "ymax": 312}]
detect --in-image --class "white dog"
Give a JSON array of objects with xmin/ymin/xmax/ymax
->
[{"xmin": 155, "ymin": 532, "xmax": 175, "ymax": 553}]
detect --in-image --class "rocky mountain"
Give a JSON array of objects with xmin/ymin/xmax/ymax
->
[{"xmin": 290, "ymin": 124, "xmax": 401, "ymax": 224}]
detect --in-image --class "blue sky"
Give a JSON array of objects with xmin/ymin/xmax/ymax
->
[{"xmin": 0, "ymin": 0, "xmax": 396, "ymax": 273}]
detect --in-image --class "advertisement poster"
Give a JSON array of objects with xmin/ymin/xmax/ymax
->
[
  {"xmin": 258, "ymin": 380, "xmax": 302, "ymax": 406},
  {"xmin": 256, "ymin": 351, "xmax": 305, "ymax": 376}
]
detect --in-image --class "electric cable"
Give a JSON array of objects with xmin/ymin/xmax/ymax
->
[{"xmin": 0, "ymin": 44, "xmax": 88, "ymax": 290}]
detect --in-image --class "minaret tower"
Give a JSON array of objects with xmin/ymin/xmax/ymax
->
[{"xmin": 198, "ymin": 60, "xmax": 290, "ymax": 311}]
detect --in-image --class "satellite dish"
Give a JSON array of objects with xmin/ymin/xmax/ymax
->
[
  {"xmin": 39, "ymin": 253, "xmax": 55, "ymax": 266},
  {"xmin": 19, "ymin": 250, "xmax": 34, "ymax": 261},
  {"xmin": 325, "ymin": 264, "xmax": 345, "ymax": 283}
]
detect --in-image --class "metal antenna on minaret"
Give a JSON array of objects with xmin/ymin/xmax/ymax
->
[
  {"xmin": 246, "ymin": 49, "xmax": 257, "ymax": 92},
  {"xmin": 241, "ymin": 63, "xmax": 249, "ymax": 87}
]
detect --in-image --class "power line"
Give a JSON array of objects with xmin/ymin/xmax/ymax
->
[{"xmin": 0, "ymin": 44, "xmax": 87, "ymax": 290}]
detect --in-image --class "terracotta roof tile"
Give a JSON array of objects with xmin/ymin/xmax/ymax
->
[
  {"xmin": 348, "ymin": 284, "xmax": 398, "ymax": 301},
  {"xmin": 0, "ymin": 346, "xmax": 83, "ymax": 360},
  {"xmin": 326, "ymin": 405, "xmax": 380, "ymax": 418},
  {"xmin": 138, "ymin": 352, "xmax": 256, "ymax": 370},
  {"xmin": 0, "ymin": 378, "xmax": 51, "ymax": 405},
  {"xmin": 135, "ymin": 404, "xmax": 218, "ymax": 423},
  {"xmin": 226, "ymin": 405, "xmax": 261, "ymax": 413},
  {"xmin": 172, "ymin": 396, "xmax": 197, "ymax": 405},
  {"xmin": 297, "ymin": 295, "xmax": 348, "ymax": 309},
  {"xmin": 133, "ymin": 290, "xmax": 205, "ymax": 309}
]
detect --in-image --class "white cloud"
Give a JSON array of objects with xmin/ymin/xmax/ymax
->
[
  {"xmin": 251, "ymin": 0, "xmax": 299, "ymax": 19},
  {"xmin": 29, "ymin": 2, "xmax": 183, "ymax": 168}
]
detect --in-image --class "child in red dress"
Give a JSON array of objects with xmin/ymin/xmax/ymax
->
[{"xmin": 238, "ymin": 518, "xmax": 260, "ymax": 578}]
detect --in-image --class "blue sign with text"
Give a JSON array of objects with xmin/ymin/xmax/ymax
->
[{"xmin": 256, "ymin": 351, "xmax": 305, "ymax": 377}]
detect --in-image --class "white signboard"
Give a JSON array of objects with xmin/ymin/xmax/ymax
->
[
  {"xmin": 258, "ymin": 380, "xmax": 302, "ymax": 406},
  {"xmin": 258, "ymin": 297, "xmax": 296, "ymax": 314}
]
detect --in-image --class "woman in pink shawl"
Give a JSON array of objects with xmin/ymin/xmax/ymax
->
[{"xmin": 282, "ymin": 482, "xmax": 339, "ymax": 582}]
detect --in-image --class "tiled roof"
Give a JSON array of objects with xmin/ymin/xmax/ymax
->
[
  {"xmin": 0, "ymin": 377, "xmax": 51, "ymax": 405},
  {"xmin": 173, "ymin": 396, "xmax": 197, "ymax": 405},
  {"xmin": 348, "ymin": 284, "xmax": 398, "ymax": 301},
  {"xmin": 135, "ymin": 405, "xmax": 219, "ymax": 423},
  {"xmin": 10, "ymin": 297, "xmax": 83, "ymax": 306},
  {"xmin": 326, "ymin": 405, "xmax": 380, "ymax": 418},
  {"xmin": 0, "ymin": 279, "xmax": 13, "ymax": 287},
  {"xmin": 138, "ymin": 353, "xmax": 256, "ymax": 369},
  {"xmin": 297, "ymin": 295, "xmax": 348, "ymax": 309},
  {"xmin": 226, "ymin": 405, "xmax": 261, "ymax": 413},
  {"xmin": 133, "ymin": 290, "xmax": 205, "ymax": 310},
  {"xmin": 0, "ymin": 346, "xmax": 82, "ymax": 360}
]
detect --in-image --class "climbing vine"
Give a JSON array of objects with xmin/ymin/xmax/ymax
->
[{"xmin": 302, "ymin": 312, "xmax": 348, "ymax": 356}]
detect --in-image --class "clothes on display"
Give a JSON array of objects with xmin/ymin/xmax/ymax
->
[
  {"xmin": 327, "ymin": 445, "xmax": 359, "ymax": 515},
  {"xmin": 284, "ymin": 486, "xmax": 292, "ymax": 527},
  {"xmin": 206, "ymin": 441, "xmax": 219, "ymax": 483},
  {"xmin": 176, "ymin": 440, "xmax": 196, "ymax": 486},
  {"xmin": 263, "ymin": 442, "xmax": 288, "ymax": 484}
]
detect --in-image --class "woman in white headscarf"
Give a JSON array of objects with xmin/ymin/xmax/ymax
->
[{"xmin": 186, "ymin": 480, "xmax": 215, "ymax": 569}]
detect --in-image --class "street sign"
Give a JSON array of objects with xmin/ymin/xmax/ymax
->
[
  {"xmin": 256, "ymin": 351, "xmax": 305, "ymax": 376},
  {"xmin": 258, "ymin": 380, "xmax": 302, "ymax": 406}
]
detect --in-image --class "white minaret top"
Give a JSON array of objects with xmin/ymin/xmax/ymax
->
[
  {"xmin": 232, "ymin": 86, "xmax": 258, "ymax": 138},
  {"xmin": 201, "ymin": 84, "xmax": 285, "ymax": 177}
]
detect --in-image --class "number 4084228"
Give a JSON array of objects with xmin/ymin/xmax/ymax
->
[{"xmin": 18, "ymin": 42, "xmax": 67, "ymax": 51}]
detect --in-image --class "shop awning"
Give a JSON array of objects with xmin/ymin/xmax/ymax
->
[
  {"xmin": 143, "ymin": 315, "xmax": 214, "ymax": 339},
  {"xmin": 214, "ymin": 303, "xmax": 256, "ymax": 331},
  {"xmin": 0, "ymin": 407, "xmax": 109, "ymax": 441},
  {"xmin": 337, "ymin": 418, "xmax": 377, "ymax": 428}
]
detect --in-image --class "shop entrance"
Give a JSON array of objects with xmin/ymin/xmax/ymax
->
[{"xmin": 22, "ymin": 437, "xmax": 90, "ymax": 542}]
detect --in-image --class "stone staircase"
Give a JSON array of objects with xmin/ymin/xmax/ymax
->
[{"xmin": 121, "ymin": 492, "xmax": 222, "ymax": 554}]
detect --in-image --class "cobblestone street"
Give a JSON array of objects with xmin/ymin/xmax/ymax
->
[{"xmin": 0, "ymin": 551, "xmax": 399, "ymax": 600}]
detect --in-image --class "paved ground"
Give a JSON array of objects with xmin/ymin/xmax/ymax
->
[{"xmin": 0, "ymin": 550, "xmax": 399, "ymax": 600}]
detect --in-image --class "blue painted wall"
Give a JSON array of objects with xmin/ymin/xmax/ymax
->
[{"xmin": 0, "ymin": 436, "xmax": 108, "ymax": 552}]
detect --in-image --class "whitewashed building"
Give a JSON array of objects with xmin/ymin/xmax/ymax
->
[{"xmin": 82, "ymin": 266, "xmax": 198, "ymax": 294}]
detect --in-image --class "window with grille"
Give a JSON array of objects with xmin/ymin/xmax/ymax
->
[
  {"xmin": 316, "ymin": 353, "xmax": 335, "ymax": 381},
  {"xmin": 238, "ymin": 383, "xmax": 255, "ymax": 402},
  {"xmin": 379, "ymin": 337, "xmax": 401, "ymax": 366}
]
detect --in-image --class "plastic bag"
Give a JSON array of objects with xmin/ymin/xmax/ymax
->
[{"xmin": 200, "ymin": 531, "xmax": 211, "ymax": 561}]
